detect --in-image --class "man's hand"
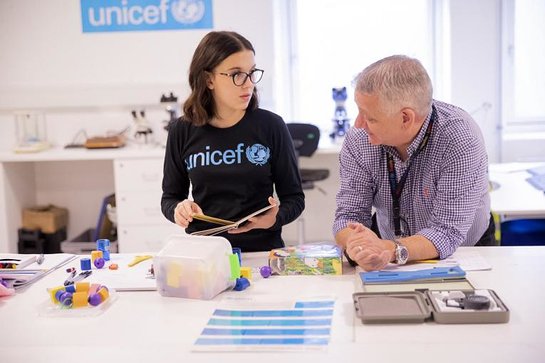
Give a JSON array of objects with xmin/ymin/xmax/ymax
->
[
  {"xmin": 345, "ymin": 222, "xmax": 393, "ymax": 271},
  {"xmin": 229, "ymin": 196, "xmax": 279, "ymax": 234}
]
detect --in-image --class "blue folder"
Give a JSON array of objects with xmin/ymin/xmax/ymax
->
[{"xmin": 360, "ymin": 266, "xmax": 466, "ymax": 284}]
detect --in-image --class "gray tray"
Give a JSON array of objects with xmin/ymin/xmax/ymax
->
[{"xmin": 353, "ymin": 289, "xmax": 509, "ymax": 324}]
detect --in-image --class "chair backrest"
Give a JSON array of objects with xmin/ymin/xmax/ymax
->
[{"xmin": 286, "ymin": 123, "xmax": 320, "ymax": 157}]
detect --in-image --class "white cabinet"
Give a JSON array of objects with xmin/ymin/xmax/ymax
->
[{"xmin": 114, "ymin": 158, "xmax": 184, "ymax": 252}]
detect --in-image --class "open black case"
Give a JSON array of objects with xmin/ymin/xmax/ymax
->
[{"xmin": 353, "ymin": 289, "xmax": 509, "ymax": 324}]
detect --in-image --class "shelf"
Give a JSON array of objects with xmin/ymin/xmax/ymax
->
[{"xmin": 0, "ymin": 145, "xmax": 166, "ymax": 162}]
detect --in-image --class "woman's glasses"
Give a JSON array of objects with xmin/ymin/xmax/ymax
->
[{"xmin": 218, "ymin": 69, "xmax": 264, "ymax": 86}]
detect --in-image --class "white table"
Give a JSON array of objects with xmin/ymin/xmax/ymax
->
[
  {"xmin": 489, "ymin": 162, "xmax": 545, "ymax": 219},
  {"xmin": 0, "ymin": 247, "xmax": 543, "ymax": 363}
]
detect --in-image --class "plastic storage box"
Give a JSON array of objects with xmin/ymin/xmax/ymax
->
[{"xmin": 154, "ymin": 234, "xmax": 236, "ymax": 300}]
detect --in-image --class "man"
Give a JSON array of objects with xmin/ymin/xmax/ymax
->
[{"xmin": 333, "ymin": 55, "xmax": 493, "ymax": 271}]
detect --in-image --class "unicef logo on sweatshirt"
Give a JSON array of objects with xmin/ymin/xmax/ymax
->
[
  {"xmin": 80, "ymin": 0, "xmax": 213, "ymax": 33},
  {"xmin": 246, "ymin": 144, "xmax": 270, "ymax": 166},
  {"xmin": 185, "ymin": 143, "xmax": 271, "ymax": 171}
]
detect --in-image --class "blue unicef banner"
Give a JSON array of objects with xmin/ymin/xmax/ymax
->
[{"xmin": 81, "ymin": 0, "xmax": 213, "ymax": 33}]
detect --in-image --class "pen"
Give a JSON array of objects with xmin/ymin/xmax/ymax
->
[
  {"xmin": 64, "ymin": 270, "xmax": 92, "ymax": 286},
  {"xmin": 0, "ymin": 255, "xmax": 43, "ymax": 269},
  {"xmin": 128, "ymin": 255, "xmax": 153, "ymax": 267},
  {"xmin": 416, "ymin": 259, "xmax": 439, "ymax": 264}
]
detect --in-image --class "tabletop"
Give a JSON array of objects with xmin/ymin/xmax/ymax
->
[{"xmin": 0, "ymin": 246, "xmax": 544, "ymax": 363}]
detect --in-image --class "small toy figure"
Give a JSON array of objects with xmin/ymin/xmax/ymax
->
[{"xmin": 330, "ymin": 87, "xmax": 350, "ymax": 140}]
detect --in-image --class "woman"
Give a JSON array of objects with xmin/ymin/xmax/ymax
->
[{"xmin": 161, "ymin": 31, "xmax": 304, "ymax": 252}]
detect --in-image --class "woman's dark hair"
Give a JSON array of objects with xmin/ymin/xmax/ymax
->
[{"xmin": 182, "ymin": 31, "xmax": 260, "ymax": 126}]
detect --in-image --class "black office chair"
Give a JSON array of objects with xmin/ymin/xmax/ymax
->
[
  {"xmin": 286, "ymin": 123, "xmax": 330, "ymax": 191},
  {"xmin": 286, "ymin": 123, "xmax": 330, "ymax": 245}
]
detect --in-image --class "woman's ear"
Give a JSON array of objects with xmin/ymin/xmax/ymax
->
[{"xmin": 205, "ymin": 72, "xmax": 214, "ymax": 89}]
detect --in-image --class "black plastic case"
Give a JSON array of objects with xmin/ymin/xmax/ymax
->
[{"xmin": 353, "ymin": 289, "xmax": 509, "ymax": 324}]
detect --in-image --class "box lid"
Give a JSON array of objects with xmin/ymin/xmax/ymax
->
[
  {"xmin": 156, "ymin": 234, "xmax": 232, "ymax": 260},
  {"xmin": 353, "ymin": 291, "xmax": 431, "ymax": 324},
  {"xmin": 353, "ymin": 289, "xmax": 509, "ymax": 324}
]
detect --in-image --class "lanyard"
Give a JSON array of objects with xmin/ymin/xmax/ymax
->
[{"xmin": 386, "ymin": 110, "xmax": 434, "ymax": 237}]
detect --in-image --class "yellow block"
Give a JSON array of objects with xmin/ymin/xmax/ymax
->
[
  {"xmin": 166, "ymin": 262, "xmax": 182, "ymax": 287},
  {"xmin": 91, "ymin": 250, "xmax": 103, "ymax": 263},
  {"xmin": 98, "ymin": 287, "xmax": 110, "ymax": 302},
  {"xmin": 72, "ymin": 291, "xmax": 88, "ymax": 308},
  {"xmin": 76, "ymin": 282, "xmax": 90, "ymax": 292},
  {"xmin": 240, "ymin": 266, "xmax": 252, "ymax": 280},
  {"xmin": 48, "ymin": 286, "xmax": 65, "ymax": 304}
]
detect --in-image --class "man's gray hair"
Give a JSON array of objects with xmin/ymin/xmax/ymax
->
[{"xmin": 354, "ymin": 55, "xmax": 433, "ymax": 117}]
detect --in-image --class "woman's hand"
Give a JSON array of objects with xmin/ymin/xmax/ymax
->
[
  {"xmin": 173, "ymin": 199, "xmax": 203, "ymax": 228},
  {"xmin": 229, "ymin": 196, "xmax": 279, "ymax": 234}
]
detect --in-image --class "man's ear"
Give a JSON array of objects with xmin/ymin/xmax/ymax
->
[{"xmin": 401, "ymin": 108, "xmax": 416, "ymax": 128}]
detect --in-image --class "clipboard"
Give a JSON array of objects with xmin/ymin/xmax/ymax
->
[{"xmin": 360, "ymin": 266, "xmax": 466, "ymax": 284}]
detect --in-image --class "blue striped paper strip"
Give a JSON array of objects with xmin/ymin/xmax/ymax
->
[
  {"xmin": 294, "ymin": 301, "xmax": 335, "ymax": 308},
  {"xmin": 195, "ymin": 338, "xmax": 330, "ymax": 346},
  {"xmin": 207, "ymin": 318, "xmax": 333, "ymax": 326},
  {"xmin": 201, "ymin": 328, "xmax": 331, "ymax": 336},
  {"xmin": 213, "ymin": 309, "xmax": 333, "ymax": 317}
]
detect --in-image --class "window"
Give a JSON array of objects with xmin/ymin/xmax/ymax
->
[
  {"xmin": 278, "ymin": 0, "xmax": 437, "ymax": 135},
  {"xmin": 502, "ymin": 0, "xmax": 545, "ymax": 129}
]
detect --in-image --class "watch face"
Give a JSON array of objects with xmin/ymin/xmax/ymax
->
[{"xmin": 396, "ymin": 245, "xmax": 409, "ymax": 264}]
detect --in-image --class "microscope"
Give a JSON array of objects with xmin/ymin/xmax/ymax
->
[
  {"xmin": 160, "ymin": 92, "xmax": 180, "ymax": 132},
  {"xmin": 131, "ymin": 110, "xmax": 153, "ymax": 145}
]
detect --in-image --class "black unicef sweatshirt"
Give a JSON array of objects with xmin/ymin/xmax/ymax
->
[{"xmin": 161, "ymin": 108, "xmax": 305, "ymax": 252}]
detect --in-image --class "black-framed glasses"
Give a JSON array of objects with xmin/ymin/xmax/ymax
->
[{"xmin": 218, "ymin": 69, "xmax": 264, "ymax": 86}]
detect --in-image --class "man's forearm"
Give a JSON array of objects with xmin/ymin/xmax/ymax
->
[{"xmin": 397, "ymin": 234, "xmax": 440, "ymax": 262}]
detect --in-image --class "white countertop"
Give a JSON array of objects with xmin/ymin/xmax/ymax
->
[
  {"xmin": 0, "ymin": 247, "xmax": 543, "ymax": 363},
  {"xmin": 489, "ymin": 162, "xmax": 545, "ymax": 216},
  {"xmin": 0, "ymin": 137, "xmax": 343, "ymax": 162}
]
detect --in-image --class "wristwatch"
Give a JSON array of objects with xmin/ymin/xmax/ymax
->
[{"xmin": 392, "ymin": 239, "xmax": 409, "ymax": 265}]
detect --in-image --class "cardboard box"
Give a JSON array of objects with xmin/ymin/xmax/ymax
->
[
  {"xmin": 154, "ymin": 235, "xmax": 236, "ymax": 300},
  {"xmin": 22, "ymin": 205, "xmax": 68, "ymax": 234},
  {"xmin": 268, "ymin": 244, "xmax": 343, "ymax": 275}
]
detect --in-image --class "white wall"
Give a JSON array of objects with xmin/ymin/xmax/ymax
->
[
  {"xmin": 448, "ymin": 0, "xmax": 502, "ymax": 163},
  {"xmin": 0, "ymin": 0, "xmax": 277, "ymax": 150},
  {"xmin": 0, "ymin": 0, "xmax": 533, "ymax": 249},
  {"xmin": 0, "ymin": 0, "xmax": 279, "ymax": 245}
]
